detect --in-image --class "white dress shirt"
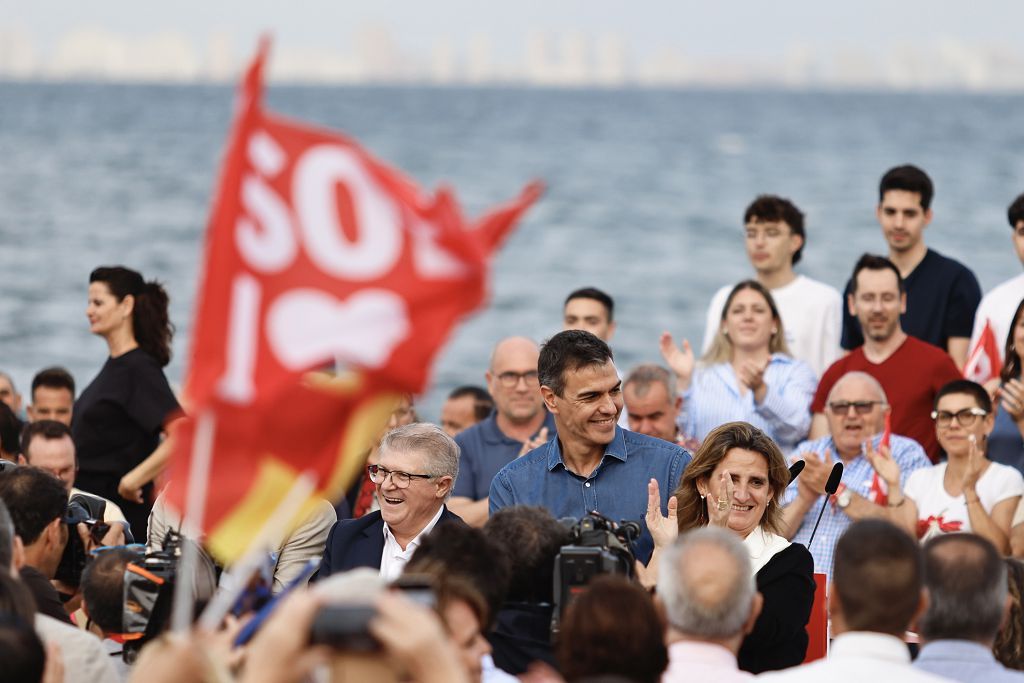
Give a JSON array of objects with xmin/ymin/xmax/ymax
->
[
  {"xmin": 380, "ymin": 505, "xmax": 444, "ymax": 580},
  {"xmin": 758, "ymin": 632, "xmax": 953, "ymax": 682}
]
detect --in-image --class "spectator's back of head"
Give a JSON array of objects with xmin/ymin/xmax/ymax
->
[
  {"xmin": 920, "ymin": 534, "xmax": 1007, "ymax": 644},
  {"xmin": 405, "ymin": 521, "xmax": 509, "ymax": 628},
  {"xmin": 0, "ymin": 467, "xmax": 68, "ymax": 546},
  {"xmin": 832, "ymin": 520, "xmax": 922, "ymax": 636},
  {"xmin": 81, "ymin": 547, "xmax": 139, "ymax": 635},
  {"xmin": 995, "ymin": 558, "xmax": 1024, "ymax": 670},
  {"xmin": 558, "ymin": 575, "xmax": 668, "ymax": 683},
  {"xmin": 484, "ymin": 506, "xmax": 568, "ymax": 605},
  {"xmin": 0, "ymin": 614, "xmax": 45, "ymax": 683},
  {"xmin": 658, "ymin": 527, "xmax": 759, "ymax": 642}
]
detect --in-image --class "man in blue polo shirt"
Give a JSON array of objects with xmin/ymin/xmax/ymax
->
[
  {"xmin": 489, "ymin": 330, "xmax": 690, "ymax": 563},
  {"xmin": 449, "ymin": 337, "xmax": 556, "ymax": 526}
]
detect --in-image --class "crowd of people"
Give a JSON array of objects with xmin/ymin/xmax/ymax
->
[{"xmin": 3, "ymin": 163, "xmax": 1024, "ymax": 682}]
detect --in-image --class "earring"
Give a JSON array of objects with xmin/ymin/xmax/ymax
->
[{"xmin": 771, "ymin": 328, "xmax": 778, "ymax": 335}]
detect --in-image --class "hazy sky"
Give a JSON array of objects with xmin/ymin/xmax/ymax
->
[{"xmin": 6, "ymin": 1, "xmax": 1024, "ymax": 61}]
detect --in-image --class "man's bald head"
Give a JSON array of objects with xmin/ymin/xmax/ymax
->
[
  {"xmin": 489, "ymin": 337, "xmax": 539, "ymax": 369},
  {"xmin": 826, "ymin": 371, "xmax": 888, "ymax": 405},
  {"xmin": 658, "ymin": 527, "xmax": 758, "ymax": 640},
  {"xmin": 486, "ymin": 337, "xmax": 544, "ymax": 425}
]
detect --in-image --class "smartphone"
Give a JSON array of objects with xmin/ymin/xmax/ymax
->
[
  {"xmin": 309, "ymin": 605, "xmax": 379, "ymax": 651},
  {"xmin": 308, "ymin": 574, "xmax": 436, "ymax": 651}
]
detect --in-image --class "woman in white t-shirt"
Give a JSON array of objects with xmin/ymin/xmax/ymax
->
[{"xmin": 868, "ymin": 380, "xmax": 1023, "ymax": 554}]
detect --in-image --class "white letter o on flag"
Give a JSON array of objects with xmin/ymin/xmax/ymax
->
[{"xmin": 293, "ymin": 145, "xmax": 402, "ymax": 280}]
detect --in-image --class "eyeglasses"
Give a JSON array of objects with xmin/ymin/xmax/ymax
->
[
  {"xmin": 496, "ymin": 371, "xmax": 539, "ymax": 388},
  {"xmin": 367, "ymin": 464, "xmax": 435, "ymax": 489},
  {"xmin": 931, "ymin": 407, "xmax": 988, "ymax": 428},
  {"xmin": 827, "ymin": 400, "xmax": 884, "ymax": 416}
]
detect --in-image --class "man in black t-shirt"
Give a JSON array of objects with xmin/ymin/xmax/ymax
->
[{"xmin": 840, "ymin": 164, "xmax": 981, "ymax": 369}]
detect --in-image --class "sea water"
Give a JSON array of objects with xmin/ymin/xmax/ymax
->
[{"xmin": 1, "ymin": 83, "xmax": 1022, "ymax": 419}]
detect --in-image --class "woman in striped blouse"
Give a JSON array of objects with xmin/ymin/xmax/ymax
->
[{"xmin": 660, "ymin": 280, "xmax": 817, "ymax": 452}]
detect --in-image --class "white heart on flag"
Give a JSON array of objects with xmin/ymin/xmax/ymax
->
[{"xmin": 266, "ymin": 288, "xmax": 410, "ymax": 371}]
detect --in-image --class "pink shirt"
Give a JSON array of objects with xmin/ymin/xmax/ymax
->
[{"xmin": 662, "ymin": 641, "xmax": 753, "ymax": 683}]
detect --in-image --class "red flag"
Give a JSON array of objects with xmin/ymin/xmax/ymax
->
[
  {"xmin": 865, "ymin": 413, "xmax": 892, "ymax": 506},
  {"xmin": 165, "ymin": 41, "xmax": 542, "ymax": 561},
  {"xmin": 964, "ymin": 319, "xmax": 1001, "ymax": 384}
]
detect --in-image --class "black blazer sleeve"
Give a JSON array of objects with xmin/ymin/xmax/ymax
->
[{"xmin": 737, "ymin": 542, "xmax": 815, "ymax": 674}]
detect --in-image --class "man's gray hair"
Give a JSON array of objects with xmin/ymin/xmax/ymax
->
[
  {"xmin": 379, "ymin": 422, "xmax": 460, "ymax": 498},
  {"xmin": 624, "ymin": 364, "xmax": 677, "ymax": 400},
  {"xmin": 827, "ymin": 371, "xmax": 889, "ymax": 405},
  {"xmin": 657, "ymin": 527, "xmax": 756, "ymax": 639}
]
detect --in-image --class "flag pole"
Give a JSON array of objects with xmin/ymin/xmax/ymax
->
[
  {"xmin": 171, "ymin": 410, "xmax": 217, "ymax": 633},
  {"xmin": 197, "ymin": 471, "xmax": 317, "ymax": 631}
]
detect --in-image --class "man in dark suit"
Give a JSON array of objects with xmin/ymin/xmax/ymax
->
[{"xmin": 319, "ymin": 422, "xmax": 464, "ymax": 580}]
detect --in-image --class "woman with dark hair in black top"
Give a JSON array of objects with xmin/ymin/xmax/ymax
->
[{"xmin": 72, "ymin": 266, "xmax": 181, "ymax": 540}]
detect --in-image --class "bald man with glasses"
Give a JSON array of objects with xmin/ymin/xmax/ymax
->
[
  {"xmin": 781, "ymin": 371, "xmax": 931, "ymax": 578},
  {"xmin": 317, "ymin": 423, "xmax": 465, "ymax": 580},
  {"xmin": 449, "ymin": 337, "xmax": 556, "ymax": 526}
]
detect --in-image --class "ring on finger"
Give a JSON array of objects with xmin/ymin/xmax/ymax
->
[{"xmin": 716, "ymin": 499, "xmax": 729, "ymax": 511}]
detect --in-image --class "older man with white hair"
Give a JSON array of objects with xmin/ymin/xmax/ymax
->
[
  {"xmin": 319, "ymin": 423, "xmax": 465, "ymax": 580},
  {"xmin": 781, "ymin": 371, "xmax": 931, "ymax": 578},
  {"xmin": 658, "ymin": 527, "xmax": 764, "ymax": 682}
]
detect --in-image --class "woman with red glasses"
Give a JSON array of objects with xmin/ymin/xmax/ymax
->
[{"xmin": 868, "ymin": 379, "xmax": 1024, "ymax": 553}]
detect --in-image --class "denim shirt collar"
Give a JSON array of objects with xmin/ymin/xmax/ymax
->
[{"xmin": 546, "ymin": 425, "xmax": 628, "ymax": 472}]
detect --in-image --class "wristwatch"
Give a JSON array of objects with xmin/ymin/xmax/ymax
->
[{"xmin": 836, "ymin": 485, "xmax": 853, "ymax": 510}]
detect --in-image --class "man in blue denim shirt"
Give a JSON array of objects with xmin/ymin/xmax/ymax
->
[
  {"xmin": 913, "ymin": 534, "xmax": 1024, "ymax": 682},
  {"xmin": 489, "ymin": 330, "xmax": 690, "ymax": 563}
]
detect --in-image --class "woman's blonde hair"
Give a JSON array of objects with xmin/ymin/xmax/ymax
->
[
  {"xmin": 702, "ymin": 280, "xmax": 790, "ymax": 364},
  {"xmin": 673, "ymin": 421, "xmax": 790, "ymax": 536}
]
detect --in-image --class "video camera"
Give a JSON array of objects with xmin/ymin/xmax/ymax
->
[
  {"xmin": 552, "ymin": 511, "xmax": 640, "ymax": 634},
  {"xmin": 121, "ymin": 530, "xmax": 191, "ymax": 663}
]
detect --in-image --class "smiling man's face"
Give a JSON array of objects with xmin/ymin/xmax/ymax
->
[
  {"xmin": 543, "ymin": 361, "xmax": 622, "ymax": 452},
  {"xmin": 376, "ymin": 445, "xmax": 451, "ymax": 539}
]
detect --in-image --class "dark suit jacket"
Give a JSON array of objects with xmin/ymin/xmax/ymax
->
[
  {"xmin": 317, "ymin": 506, "xmax": 464, "ymax": 578},
  {"xmin": 738, "ymin": 542, "xmax": 815, "ymax": 674}
]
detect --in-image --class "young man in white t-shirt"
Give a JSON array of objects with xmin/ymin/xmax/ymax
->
[
  {"xmin": 702, "ymin": 195, "xmax": 842, "ymax": 377},
  {"xmin": 969, "ymin": 192, "xmax": 1024, "ymax": 362}
]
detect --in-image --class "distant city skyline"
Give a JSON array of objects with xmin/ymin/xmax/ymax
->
[{"xmin": 3, "ymin": 2, "xmax": 1024, "ymax": 90}]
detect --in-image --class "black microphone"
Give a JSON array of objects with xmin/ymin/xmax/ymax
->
[
  {"xmin": 807, "ymin": 462, "xmax": 844, "ymax": 548},
  {"xmin": 788, "ymin": 460, "xmax": 806, "ymax": 484}
]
